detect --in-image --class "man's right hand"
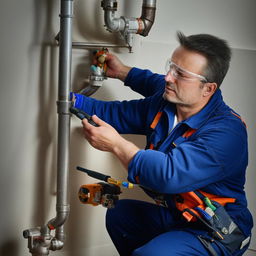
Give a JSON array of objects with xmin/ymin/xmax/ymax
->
[{"xmin": 105, "ymin": 53, "xmax": 132, "ymax": 82}]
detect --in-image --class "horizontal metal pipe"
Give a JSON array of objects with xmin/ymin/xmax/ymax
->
[
  {"xmin": 72, "ymin": 42, "xmax": 129, "ymax": 49},
  {"xmin": 56, "ymin": 33, "xmax": 130, "ymax": 49}
]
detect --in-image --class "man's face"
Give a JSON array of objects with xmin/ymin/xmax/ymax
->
[{"xmin": 163, "ymin": 46, "xmax": 208, "ymax": 107}]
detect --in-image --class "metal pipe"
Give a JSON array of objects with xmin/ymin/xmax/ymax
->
[
  {"xmin": 139, "ymin": 0, "xmax": 156, "ymax": 36},
  {"xmin": 101, "ymin": 0, "xmax": 157, "ymax": 49},
  {"xmin": 104, "ymin": 9, "xmax": 125, "ymax": 32},
  {"xmin": 56, "ymin": 32, "xmax": 130, "ymax": 50},
  {"xmin": 47, "ymin": 0, "xmax": 72, "ymax": 233},
  {"xmin": 72, "ymin": 41, "xmax": 129, "ymax": 49},
  {"xmin": 101, "ymin": 0, "xmax": 125, "ymax": 32}
]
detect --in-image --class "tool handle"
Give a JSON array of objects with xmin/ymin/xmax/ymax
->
[
  {"xmin": 77, "ymin": 166, "xmax": 110, "ymax": 181},
  {"xmin": 70, "ymin": 107, "xmax": 99, "ymax": 127}
]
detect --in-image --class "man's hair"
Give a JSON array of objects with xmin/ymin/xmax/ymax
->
[{"xmin": 177, "ymin": 31, "xmax": 232, "ymax": 88}]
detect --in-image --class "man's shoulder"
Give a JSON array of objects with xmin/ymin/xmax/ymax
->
[{"xmin": 200, "ymin": 103, "xmax": 247, "ymax": 138}]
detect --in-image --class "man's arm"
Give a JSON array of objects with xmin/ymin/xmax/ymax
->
[
  {"xmin": 71, "ymin": 92, "xmax": 156, "ymax": 135},
  {"xmin": 105, "ymin": 53, "xmax": 166, "ymax": 97},
  {"xmin": 127, "ymin": 121, "xmax": 248, "ymax": 194}
]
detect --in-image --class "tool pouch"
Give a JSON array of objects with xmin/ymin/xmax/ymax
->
[{"xmin": 209, "ymin": 201, "xmax": 246, "ymax": 253}]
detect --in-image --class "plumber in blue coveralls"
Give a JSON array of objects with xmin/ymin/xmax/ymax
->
[{"xmin": 71, "ymin": 32, "xmax": 253, "ymax": 256}]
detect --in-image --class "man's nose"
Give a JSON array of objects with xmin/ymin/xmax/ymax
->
[{"xmin": 165, "ymin": 71, "xmax": 176, "ymax": 83}]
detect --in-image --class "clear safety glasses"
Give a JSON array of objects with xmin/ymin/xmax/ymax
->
[{"xmin": 165, "ymin": 59, "xmax": 208, "ymax": 83}]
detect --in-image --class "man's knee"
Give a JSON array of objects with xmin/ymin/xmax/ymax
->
[{"xmin": 106, "ymin": 199, "xmax": 136, "ymax": 234}]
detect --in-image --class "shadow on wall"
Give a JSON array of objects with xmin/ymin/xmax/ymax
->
[
  {"xmin": 72, "ymin": 50, "xmax": 92, "ymax": 93},
  {"xmin": 0, "ymin": 0, "xmax": 58, "ymax": 255},
  {"xmin": 0, "ymin": 240, "xmax": 19, "ymax": 256},
  {"xmin": 30, "ymin": 0, "xmax": 59, "ymax": 226}
]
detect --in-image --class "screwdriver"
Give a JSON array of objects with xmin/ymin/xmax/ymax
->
[{"xmin": 77, "ymin": 166, "xmax": 134, "ymax": 188}]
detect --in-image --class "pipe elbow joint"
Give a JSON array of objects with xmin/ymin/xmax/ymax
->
[
  {"xmin": 47, "ymin": 205, "xmax": 70, "ymax": 230},
  {"xmin": 139, "ymin": 0, "xmax": 156, "ymax": 36},
  {"xmin": 104, "ymin": 12, "xmax": 125, "ymax": 32}
]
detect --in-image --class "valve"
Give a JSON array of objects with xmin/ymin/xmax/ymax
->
[{"xmin": 79, "ymin": 48, "xmax": 109, "ymax": 96}]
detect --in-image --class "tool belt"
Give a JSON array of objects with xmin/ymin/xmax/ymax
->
[{"xmin": 174, "ymin": 190, "xmax": 247, "ymax": 254}]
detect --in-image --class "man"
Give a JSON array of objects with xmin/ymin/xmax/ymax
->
[{"xmin": 71, "ymin": 32, "xmax": 253, "ymax": 255}]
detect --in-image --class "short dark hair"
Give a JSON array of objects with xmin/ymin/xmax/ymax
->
[{"xmin": 177, "ymin": 31, "xmax": 232, "ymax": 88}]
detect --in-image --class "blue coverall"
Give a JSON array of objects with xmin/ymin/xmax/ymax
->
[{"xmin": 73, "ymin": 68, "xmax": 253, "ymax": 256}]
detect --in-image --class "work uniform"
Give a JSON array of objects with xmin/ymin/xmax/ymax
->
[{"xmin": 72, "ymin": 68, "xmax": 253, "ymax": 256}]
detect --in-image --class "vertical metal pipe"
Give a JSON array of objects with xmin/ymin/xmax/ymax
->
[
  {"xmin": 58, "ymin": 0, "xmax": 73, "ymax": 101},
  {"xmin": 47, "ymin": 0, "xmax": 73, "ymax": 237}
]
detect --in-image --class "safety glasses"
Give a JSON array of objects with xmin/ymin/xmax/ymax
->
[{"xmin": 165, "ymin": 59, "xmax": 208, "ymax": 83}]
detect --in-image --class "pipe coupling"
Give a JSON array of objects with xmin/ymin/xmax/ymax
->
[
  {"xmin": 101, "ymin": 0, "xmax": 117, "ymax": 11},
  {"xmin": 57, "ymin": 100, "xmax": 72, "ymax": 114}
]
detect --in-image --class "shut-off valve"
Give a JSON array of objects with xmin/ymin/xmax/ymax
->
[{"xmin": 79, "ymin": 48, "xmax": 109, "ymax": 96}]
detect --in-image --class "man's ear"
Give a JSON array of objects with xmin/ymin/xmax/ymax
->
[{"xmin": 203, "ymin": 82, "xmax": 217, "ymax": 97}]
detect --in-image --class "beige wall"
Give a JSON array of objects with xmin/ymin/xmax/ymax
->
[{"xmin": 0, "ymin": 0, "xmax": 255, "ymax": 255}]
